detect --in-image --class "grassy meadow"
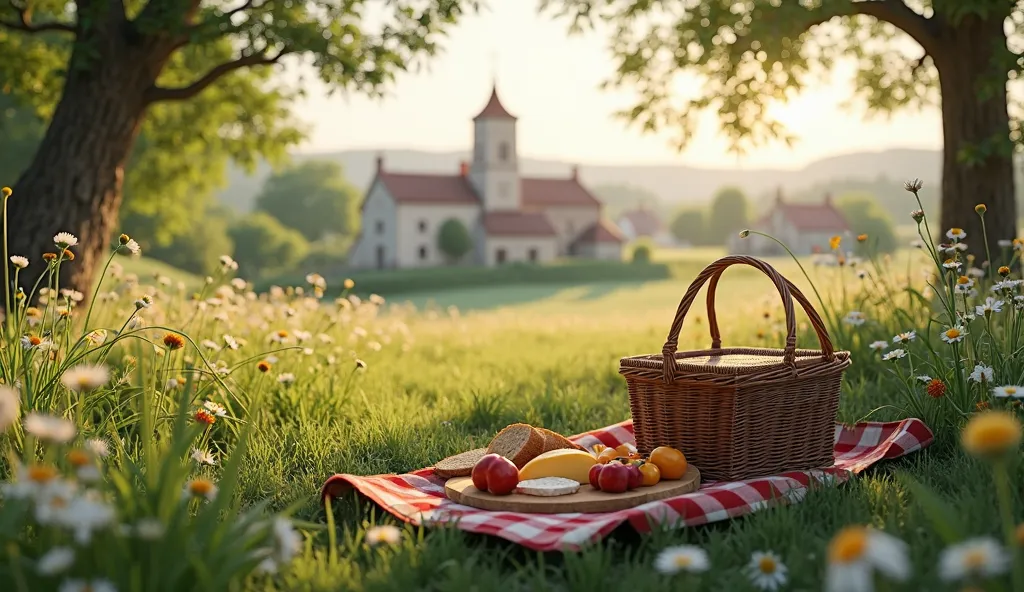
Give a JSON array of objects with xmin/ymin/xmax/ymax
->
[{"xmin": 5, "ymin": 210, "xmax": 1024, "ymax": 591}]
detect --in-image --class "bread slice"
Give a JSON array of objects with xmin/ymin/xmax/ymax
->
[
  {"xmin": 486, "ymin": 423, "xmax": 546, "ymax": 468},
  {"xmin": 537, "ymin": 427, "xmax": 586, "ymax": 453},
  {"xmin": 433, "ymin": 447, "xmax": 487, "ymax": 478}
]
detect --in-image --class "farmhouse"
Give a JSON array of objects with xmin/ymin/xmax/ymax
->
[
  {"xmin": 616, "ymin": 204, "xmax": 676, "ymax": 246},
  {"xmin": 728, "ymin": 189, "xmax": 850, "ymax": 256},
  {"xmin": 347, "ymin": 86, "xmax": 626, "ymax": 269}
]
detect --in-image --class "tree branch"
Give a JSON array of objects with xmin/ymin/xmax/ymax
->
[
  {"xmin": 143, "ymin": 49, "xmax": 289, "ymax": 104},
  {"xmin": 820, "ymin": 0, "xmax": 941, "ymax": 56},
  {"xmin": 0, "ymin": 0, "xmax": 75, "ymax": 34}
]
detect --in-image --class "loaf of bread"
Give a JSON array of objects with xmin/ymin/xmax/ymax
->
[{"xmin": 433, "ymin": 424, "xmax": 583, "ymax": 477}]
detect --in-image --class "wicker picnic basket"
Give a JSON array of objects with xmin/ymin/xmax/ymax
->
[{"xmin": 619, "ymin": 255, "xmax": 852, "ymax": 481}]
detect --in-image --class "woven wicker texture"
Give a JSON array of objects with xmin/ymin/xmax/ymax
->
[{"xmin": 620, "ymin": 256, "xmax": 852, "ymax": 481}]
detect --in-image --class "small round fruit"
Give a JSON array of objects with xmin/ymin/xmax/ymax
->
[
  {"xmin": 638, "ymin": 462, "xmax": 661, "ymax": 487},
  {"xmin": 471, "ymin": 454, "xmax": 502, "ymax": 491},
  {"xmin": 588, "ymin": 463, "xmax": 604, "ymax": 489},
  {"xmin": 597, "ymin": 448, "xmax": 620, "ymax": 465},
  {"xmin": 598, "ymin": 462, "xmax": 629, "ymax": 494},
  {"xmin": 649, "ymin": 446, "xmax": 687, "ymax": 480},
  {"xmin": 614, "ymin": 443, "xmax": 635, "ymax": 457},
  {"xmin": 591, "ymin": 444, "xmax": 608, "ymax": 456},
  {"xmin": 485, "ymin": 456, "xmax": 520, "ymax": 496},
  {"xmin": 625, "ymin": 464, "xmax": 642, "ymax": 490}
]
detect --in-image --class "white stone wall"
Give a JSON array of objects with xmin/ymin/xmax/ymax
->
[
  {"xmin": 576, "ymin": 241, "xmax": 622, "ymax": 261},
  {"xmin": 484, "ymin": 236, "xmax": 557, "ymax": 266},
  {"xmin": 469, "ymin": 119, "xmax": 521, "ymax": 211},
  {"xmin": 395, "ymin": 204, "xmax": 481, "ymax": 267},
  {"xmin": 536, "ymin": 206, "xmax": 600, "ymax": 255},
  {"xmin": 348, "ymin": 181, "xmax": 397, "ymax": 269}
]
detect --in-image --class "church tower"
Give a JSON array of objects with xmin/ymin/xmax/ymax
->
[{"xmin": 469, "ymin": 84, "xmax": 520, "ymax": 211}]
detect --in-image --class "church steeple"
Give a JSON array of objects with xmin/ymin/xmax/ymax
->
[
  {"xmin": 473, "ymin": 84, "xmax": 516, "ymax": 121},
  {"xmin": 469, "ymin": 83, "xmax": 520, "ymax": 211}
]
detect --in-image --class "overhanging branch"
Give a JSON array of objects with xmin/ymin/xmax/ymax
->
[
  {"xmin": 810, "ymin": 0, "xmax": 941, "ymax": 57},
  {"xmin": 0, "ymin": 0, "xmax": 75, "ymax": 34},
  {"xmin": 143, "ymin": 49, "xmax": 289, "ymax": 104}
]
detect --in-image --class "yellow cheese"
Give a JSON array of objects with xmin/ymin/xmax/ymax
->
[{"xmin": 518, "ymin": 449, "xmax": 597, "ymax": 484}]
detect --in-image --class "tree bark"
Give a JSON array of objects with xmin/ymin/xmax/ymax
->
[
  {"xmin": 935, "ymin": 15, "xmax": 1016, "ymax": 263},
  {"xmin": 4, "ymin": 21, "xmax": 169, "ymax": 297}
]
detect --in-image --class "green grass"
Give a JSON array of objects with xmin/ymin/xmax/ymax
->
[{"xmin": 100, "ymin": 254, "xmax": 205, "ymax": 293}]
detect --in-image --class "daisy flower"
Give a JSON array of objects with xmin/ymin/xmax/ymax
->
[
  {"xmin": 826, "ymin": 526, "xmax": 910, "ymax": 592},
  {"xmin": 60, "ymin": 364, "xmax": 111, "ymax": 392},
  {"xmin": 992, "ymin": 385, "xmax": 1024, "ymax": 398},
  {"xmin": 256, "ymin": 517, "xmax": 304, "ymax": 574},
  {"xmin": 943, "ymin": 258, "xmax": 962, "ymax": 270},
  {"xmin": 941, "ymin": 326, "xmax": 967, "ymax": 344},
  {"xmin": 969, "ymin": 365, "xmax": 994, "ymax": 384},
  {"xmin": 53, "ymin": 232, "xmax": 78, "ymax": 248},
  {"xmin": 183, "ymin": 479, "xmax": 218, "ymax": 502},
  {"xmin": 277, "ymin": 373, "xmax": 296, "ymax": 385},
  {"xmin": 0, "ymin": 386, "xmax": 20, "ymax": 432},
  {"xmin": 938, "ymin": 537, "xmax": 1010, "ymax": 581},
  {"xmin": 134, "ymin": 518, "xmax": 166, "ymax": 541},
  {"xmin": 916, "ymin": 375, "xmax": 932, "ymax": 383},
  {"xmin": 365, "ymin": 524, "xmax": 403, "ymax": 547},
  {"xmin": 999, "ymin": 239, "xmax": 1014, "ymax": 248},
  {"xmin": 962, "ymin": 411, "xmax": 1022, "ymax": 457},
  {"xmin": 36, "ymin": 546, "xmax": 75, "ymax": 575},
  {"xmin": 191, "ymin": 448, "xmax": 217, "ymax": 465},
  {"xmin": 654, "ymin": 545, "xmax": 710, "ymax": 575},
  {"xmin": 223, "ymin": 334, "xmax": 239, "ymax": 350},
  {"xmin": 976, "ymin": 297, "xmax": 1004, "ymax": 316},
  {"xmin": 24, "ymin": 413, "xmax": 76, "ymax": 443},
  {"xmin": 203, "ymin": 400, "xmax": 227, "ymax": 416},
  {"xmin": 85, "ymin": 438, "xmax": 109, "ymax": 458},
  {"xmin": 843, "ymin": 311, "xmax": 866, "ymax": 327},
  {"xmin": 892, "ymin": 331, "xmax": 916, "ymax": 344},
  {"xmin": 869, "ymin": 341, "xmax": 888, "ymax": 351},
  {"xmin": 123, "ymin": 238, "xmax": 141, "ymax": 255},
  {"xmin": 743, "ymin": 551, "xmax": 788, "ymax": 591},
  {"xmin": 882, "ymin": 349, "xmax": 906, "ymax": 361},
  {"xmin": 56, "ymin": 496, "xmax": 116, "ymax": 545},
  {"xmin": 9, "ymin": 255, "xmax": 28, "ymax": 269},
  {"xmin": 955, "ymin": 276, "xmax": 974, "ymax": 293},
  {"xmin": 992, "ymin": 279, "xmax": 1023, "ymax": 292},
  {"xmin": 58, "ymin": 579, "xmax": 116, "ymax": 592},
  {"xmin": 946, "ymin": 227, "xmax": 966, "ymax": 240}
]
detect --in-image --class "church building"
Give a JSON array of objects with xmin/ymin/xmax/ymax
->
[{"xmin": 347, "ymin": 85, "xmax": 625, "ymax": 269}]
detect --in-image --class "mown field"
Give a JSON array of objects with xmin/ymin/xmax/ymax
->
[{"xmin": 8, "ymin": 238, "xmax": 1023, "ymax": 591}]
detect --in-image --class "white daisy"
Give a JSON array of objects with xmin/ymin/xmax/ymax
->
[
  {"xmin": 365, "ymin": 525, "xmax": 403, "ymax": 547},
  {"xmin": 85, "ymin": 329, "xmax": 107, "ymax": 345},
  {"xmin": 123, "ymin": 239, "xmax": 141, "ymax": 255},
  {"xmin": 24, "ymin": 413, "xmax": 76, "ymax": 443},
  {"xmin": 916, "ymin": 375, "xmax": 933, "ymax": 383},
  {"xmin": 938, "ymin": 537, "xmax": 1010, "ymax": 581},
  {"xmin": 999, "ymin": 239, "xmax": 1014, "ymax": 247},
  {"xmin": 654, "ymin": 545, "xmax": 710, "ymax": 574},
  {"xmin": 60, "ymin": 364, "xmax": 110, "ymax": 392},
  {"xmin": 826, "ymin": 526, "xmax": 910, "ymax": 592},
  {"xmin": 946, "ymin": 228, "xmax": 966, "ymax": 240},
  {"xmin": 954, "ymin": 276, "xmax": 975, "ymax": 293},
  {"xmin": 744, "ymin": 551, "xmax": 788, "ymax": 591},
  {"xmin": 183, "ymin": 479, "xmax": 218, "ymax": 502},
  {"xmin": 967, "ymin": 266, "xmax": 986, "ymax": 278},
  {"xmin": 36, "ymin": 546, "xmax": 75, "ymax": 575},
  {"xmin": 85, "ymin": 438, "xmax": 110, "ymax": 458},
  {"xmin": 882, "ymin": 349, "xmax": 907, "ymax": 361},
  {"xmin": 55, "ymin": 496, "xmax": 115, "ymax": 545},
  {"xmin": 976, "ymin": 297, "xmax": 1004, "ymax": 316},
  {"xmin": 892, "ymin": 331, "xmax": 916, "ymax": 344},
  {"xmin": 943, "ymin": 258, "xmax": 962, "ymax": 270},
  {"xmin": 256, "ymin": 517, "xmax": 304, "ymax": 574},
  {"xmin": 868, "ymin": 341, "xmax": 888, "ymax": 351},
  {"xmin": 223, "ymin": 334, "xmax": 239, "ymax": 350},
  {"xmin": 53, "ymin": 232, "xmax": 78, "ymax": 248},
  {"xmin": 969, "ymin": 365, "xmax": 994, "ymax": 384},
  {"xmin": 9, "ymin": 255, "xmax": 28, "ymax": 269},
  {"xmin": 60, "ymin": 289, "xmax": 84, "ymax": 302},
  {"xmin": 134, "ymin": 518, "xmax": 166, "ymax": 541},
  {"xmin": 191, "ymin": 448, "xmax": 217, "ymax": 465},
  {"xmin": 58, "ymin": 579, "xmax": 116, "ymax": 592},
  {"xmin": 0, "ymin": 386, "xmax": 20, "ymax": 432},
  {"xmin": 202, "ymin": 400, "xmax": 227, "ymax": 416},
  {"xmin": 843, "ymin": 311, "xmax": 866, "ymax": 327},
  {"xmin": 277, "ymin": 373, "xmax": 296, "ymax": 385},
  {"xmin": 992, "ymin": 385, "xmax": 1024, "ymax": 398},
  {"xmin": 230, "ymin": 278, "xmax": 247, "ymax": 290},
  {"xmin": 992, "ymin": 279, "xmax": 1023, "ymax": 292},
  {"xmin": 940, "ymin": 326, "xmax": 967, "ymax": 344},
  {"xmin": 219, "ymin": 255, "xmax": 238, "ymax": 271}
]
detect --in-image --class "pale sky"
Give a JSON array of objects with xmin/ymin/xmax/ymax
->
[{"xmin": 290, "ymin": 1, "xmax": 943, "ymax": 170}]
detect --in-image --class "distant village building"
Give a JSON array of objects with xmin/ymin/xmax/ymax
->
[
  {"xmin": 729, "ymin": 189, "xmax": 849, "ymax": 256},
  {"xmin": 347, "ymin": 85, "xmax": 626, "ymax": 269},
  {"xmin": 616, "ymin": 205, "xmax": 676, "ymax": 246}
]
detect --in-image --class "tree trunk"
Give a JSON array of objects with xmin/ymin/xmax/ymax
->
[
  {"xmin": 936, "ymin": 15, "xmax": 1016, "ymax": 265},
  {"xmin": 4, "ymin": 29, "xmax": 166, "ymax": 298}
]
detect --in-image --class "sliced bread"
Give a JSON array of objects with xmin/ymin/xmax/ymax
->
[
  {"xmin": 433, "ymin": 447, "xmax": 487, "ymax": 478},
  {"xmin": 537, "ymin": 427, "xmax": 585, "ymax": 453},
  {"xmin": 486, "ymin": 423, "xmax": 546, "ymax": 468}
]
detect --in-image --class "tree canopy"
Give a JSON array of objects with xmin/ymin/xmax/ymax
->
[
  {"xmin": 836, "ymin": 193, "xmax": 899, "ymax": 254},
  {"xmin": 437, "ymin": 218, "xmax": 473, "ymax": 263},
  {"xmin": 228, "ymin": 212, "xmax": 309, "ymax": 278},
  {"xmin": 707, "ymin": 186, "xmax": 749, "ymax": 244},
  {"xmin": 255, "ymin": 161, "xmax": 360, "ymax": 243}
]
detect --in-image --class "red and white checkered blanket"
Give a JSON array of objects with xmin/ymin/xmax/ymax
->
[{"xmin": 321, "ymin": 418, "xmax": 933, "ymax": 552}]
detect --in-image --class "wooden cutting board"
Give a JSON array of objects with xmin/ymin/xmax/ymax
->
[{"xmin": 445, "ymin": 464, "xmax": 701, "ymax": 514}]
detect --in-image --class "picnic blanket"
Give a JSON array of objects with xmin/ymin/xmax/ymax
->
[{"xmin": 321, "ymin": 418, "xmax": 933, "ymax": 552}]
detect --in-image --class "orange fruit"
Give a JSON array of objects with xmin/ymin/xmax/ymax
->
[{"xmin": 648, "ymin": 446, "xmax": 687, "ymax": 480}]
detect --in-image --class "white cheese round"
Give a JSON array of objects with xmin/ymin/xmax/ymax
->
[{"xmin": 515, "ymin": 477, "xmax": 581, "ymax": 497}]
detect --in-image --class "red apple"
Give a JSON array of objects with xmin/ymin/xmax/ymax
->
[
  {"xmin": 588, "ymin": 463, "xmax": 604, "ymax": 489},
  {"xmin": 625, "ymin": 464, "xmax": 643, "ymax": 490},
  {"xmin": 484, "ymin": 456, "xmax": 520, "ymax": 495},
  {"xmin": 598, "ymin": 462, "xmax": 629, "ymax": 494},
  {"xmin": 471, "ymin": 454, "xmax": 501, "ymax": 491}
]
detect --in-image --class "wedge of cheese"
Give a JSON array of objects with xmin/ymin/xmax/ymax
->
[
  {"xmin": 516, "ymin": 477, "xmax": 580, "ymax": 497},
  {"xmin": 518, "ymin": 449, "xmax": 597, "ymax": 484}
]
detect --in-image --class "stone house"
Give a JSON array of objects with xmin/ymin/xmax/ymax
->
[
  {"xmin": 347, "ymin": 86, "xmax": 625, "ymax": 269},
  {"xmin": 616, "ymin": 205, "xmax": 676, "ymax": 246},
  {"xmin": 728, "ymin": 189, "xmax": 850, "ymax": 256}
]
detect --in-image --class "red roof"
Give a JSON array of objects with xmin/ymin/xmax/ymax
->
[
  {"xmin": 473, "ymin": 86, "xmax": 516, "ymax": 120},
  {"xmin": 618, "ymin": 208, "xmax": 664, "ymax": 236},
  {"xmin": 377, "ymin": 172, "xmax": 478, "ymax": 205},
  {"xmin": 573, "ymin": 219, "xmax": 626, "ymax": 245},
  {"xmin": 776, "ymin": 202, "xmax": 849, "ymax": 231},
  {"xmin": 521, "ymin": 178, "xmax": 601, "ymax": 208},
  {"xmin": 483, "ymin": 211, "xmax": 556, "ymax": 237}
]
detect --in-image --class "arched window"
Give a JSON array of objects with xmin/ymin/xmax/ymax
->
[{"xmin": 498, "ymin": 142, "xmax": 509, "ymax": 161}]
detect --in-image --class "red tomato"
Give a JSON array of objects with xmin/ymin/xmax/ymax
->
[
  {"xmin": 598, "ymin": 462, "xmax": 629, "ymax": 493},
  {"xmin": 471, "ymin": 453, "xmax": 519, "ymax": 496},
  {"xmin": 625, "ymin": 464, "xmax": 642, "ymax": 490}
]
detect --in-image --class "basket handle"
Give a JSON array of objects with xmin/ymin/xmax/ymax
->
[
  {"xmin": 706, "ymin": 268, "xmax": 837, "ymax": 361},
  {"xmin": 661, "ymin": 256, "xmax": 821, "ymax": 383}
]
